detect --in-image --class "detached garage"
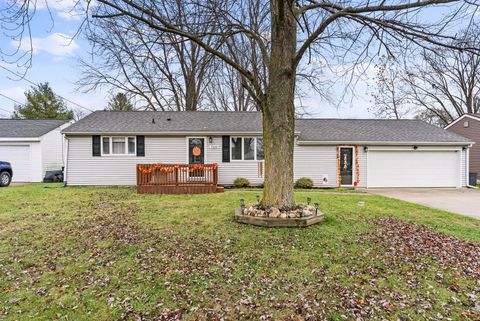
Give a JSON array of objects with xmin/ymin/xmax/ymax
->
[{"xmin": 0, "ymin": 119, "xmax": 70, "ymax": 182}]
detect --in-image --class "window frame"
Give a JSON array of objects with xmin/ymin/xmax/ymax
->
[
  {"xmin": 230, "ymin": 136, "xmax": 264, "ymax": 161},
  {"xmin": 101, "ymin": 136, "xmax": 136, "ymax": 156}
]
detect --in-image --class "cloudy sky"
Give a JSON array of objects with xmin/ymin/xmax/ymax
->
[{"xmin": 0, "ymin": 1, "xmax": 382, "ymax": 119}]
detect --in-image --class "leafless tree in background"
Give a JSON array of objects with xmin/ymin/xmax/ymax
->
[
  {"xmin": 1, "ymin": 0, "xmax": 479, "ymax": 206},
  {"xmin": 371, "ymin": 25, "xmax": 480, "ymax": 127},
  {"xmin": 370, "ymin": 55, "xmax": 410, "ymax": 119},
  {"xmin": 77, "ymin": 7, "xmax": 219, "ymax": 111}
]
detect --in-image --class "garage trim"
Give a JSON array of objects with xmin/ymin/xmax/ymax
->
[{"xmin": 366, "ymin": 148, "xmax": 462, "ymax": 188}]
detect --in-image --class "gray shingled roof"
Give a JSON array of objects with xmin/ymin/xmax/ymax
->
[
  {"xmin": 63, "ymin": 111, "xmax": 262, "ymax": 133},
  {"xmin": 0, "ymin": 119, "xmax": 68, "ymax": 138},
  {"xmin": 295, "ymin": 119, "xmax": 471, "ymax": 143},
  {"xmin": 62, "ymin": 111, "xmax": 471, "ymax": 144}
]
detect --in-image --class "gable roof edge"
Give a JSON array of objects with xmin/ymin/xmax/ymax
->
[{"xmin": 445, "ymin": 114, "xmax": 480, "ymax": 130}]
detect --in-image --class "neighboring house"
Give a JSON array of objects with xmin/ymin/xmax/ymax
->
[
  {"xmin": 62, "ymin": 111, "xmax": 472, "ymax": 188},
  {"xmin": 0, "ymin": 119, "xmax": 70, "ymax": 182},
  {"xmin": 445, "ymin": 113, "xmax": 480, "ymax": 177}
]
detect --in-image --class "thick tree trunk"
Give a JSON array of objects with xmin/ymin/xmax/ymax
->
[{"xmin": 261, "ymin": 0, "xmax": 297, "ymax": 208}]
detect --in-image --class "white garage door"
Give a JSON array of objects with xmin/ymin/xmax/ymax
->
[
  {"xmin": 0, "ymin": 145, "xmax": 31, "ymax": 182},
  {"xmin": 367, "ymin": 150, "xmax": 460, "ymax": 188}
]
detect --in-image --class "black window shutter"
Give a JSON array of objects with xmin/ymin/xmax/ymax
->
[
  {"xmin": 136, "ymin": 136, "xmax": 145, "ymax": 156},
  {"xmin": 92, "ymin": 135, "xmax": 101, "ymax": 156},
  {"xmin": 222, "ymin": 136, "xmax": 230, "ymax": 162}
]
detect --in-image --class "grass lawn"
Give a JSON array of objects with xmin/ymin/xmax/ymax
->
[{"xmin": 1, "ymin": 184, "xmax": 479, "ymax": 320}]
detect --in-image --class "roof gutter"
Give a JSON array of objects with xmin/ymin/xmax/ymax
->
[
  {"xmin": 0, "ymin": 137, "xmax": 41, "ymax": 142},
  {"xmin": 62, "ymin": 131, "xmax": 301, "ymax": 136},
  {"xmin": 296, "ymin": 140, "xmax": 474, "ymax": 146}
]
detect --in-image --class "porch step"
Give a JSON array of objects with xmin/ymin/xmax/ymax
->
[{"xmin": 216, "ymin": 186, "xmax": 225, "ymax": 193}]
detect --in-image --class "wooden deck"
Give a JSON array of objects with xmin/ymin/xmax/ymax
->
[{"xmin": 136, "ymin": 163, "xmax": 222, "ymax": 194}]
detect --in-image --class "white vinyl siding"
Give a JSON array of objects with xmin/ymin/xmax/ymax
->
[
  {"xmin": 40, "ymin": 126, "xmax": 66, "ymax": 174},
  {"xmin": 208, "ymin": 137, "xmax": 264, "ymax": 186},
  {"xmin": 65, "ymin": 134, "xmax": 468, "ymax": 188},
  {"xmin": 66, "ymin": 136, "xmax": 186, "ymax": 185}
]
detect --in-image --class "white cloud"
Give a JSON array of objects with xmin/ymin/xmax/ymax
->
[
  {"xmin": 34, "ymin": 0, "xmax": 79, "ymax": 11},
  {"xmin": 13, "ymin": 33, "xmax": 79, "ymax": 57},
  {"xmin": 57, "ymin": 10, "xmax": 82, "ymax": 20},
  {"xmin": 34, "ymin": 0, "xmax": 91, "ymax": 20},
  {"xmin": 0, "ymin": 86, "xmax": 26, "ymax": 103}
]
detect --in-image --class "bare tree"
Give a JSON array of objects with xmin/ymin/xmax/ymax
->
[
  {"xmin": 2, "ymin": 0, "xmax": 479, "ymax": 207},
  {"xmin": 370, "ymin": 55, "xmax": 410, "ymax": 119},
  {"xmin": 372, "ymin": 25, "xmax": 480, "ymax": 126},
  {"xmin": 78, "ymin": 0, "xmax": 268, "ymax": 111},
  {"xmin": 77, "ymin": 11, "xmax": 218, "ymax": 111}
]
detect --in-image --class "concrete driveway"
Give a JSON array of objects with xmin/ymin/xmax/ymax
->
[{"xmin": 368, "ymin": 188, "xmax": 480, "ymax": 219}]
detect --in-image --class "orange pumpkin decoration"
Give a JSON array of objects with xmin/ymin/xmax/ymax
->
[{"xmin": 192, "ymin": 146, "xmax": 202, "ymax": 156}]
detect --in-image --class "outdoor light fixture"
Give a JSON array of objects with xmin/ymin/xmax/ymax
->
[
  {"xmin": 256, "ymin": 195, "xmax": 260, "ymax": 204},
  {"xmin": 240, "ymin": 199, "xmax": 245, "ymax": 209},
  {"xmin": 307, "ymin": 197, "xmax": 311, "ymax": 205},
  {"xmin": 208, "ymin": 136, "xmax": 213, "ymax": 143},
  {"xmin": 363, "ymin": 146, "xmax": 368, "ymax": 152},
  {"xmin": 413, "ymin": 146, "xmax": 418, "ymax": 150},
  {"xmin": 314, "ymin": 203, "xmax": 319, "ymax": 215}
]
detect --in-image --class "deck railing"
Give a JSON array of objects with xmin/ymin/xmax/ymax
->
[{"xmin": 136, "ymin": 163, "xmax": 219, "ymax": 194}]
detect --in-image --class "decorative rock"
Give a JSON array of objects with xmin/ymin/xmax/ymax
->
[
  {"xmin": 302, "ymin": 205, "xmax": 316, "ymax": 217},
  {"xmin": 239, "ymin": 204, "xmax": 323, "ymax": 220},
  {"xmin": 269, "ymin": 207, "xmax": 281, "ymax": 218}
]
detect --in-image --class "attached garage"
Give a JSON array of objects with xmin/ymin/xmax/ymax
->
[
  {"xmin": 367, "ymin": 149, "xmax": 461, "ymax": 188},
  {"xmin": 0, "ymin": 119, "xmax": 69, "ymax": 183}
]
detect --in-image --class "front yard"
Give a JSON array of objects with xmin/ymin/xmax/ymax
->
[{"xmin": 1, "ymin": 185, "xmax": 479, "ymax": 320}]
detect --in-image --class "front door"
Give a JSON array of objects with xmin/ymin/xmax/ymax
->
[
  {"xmin": 340, "ymin": 147, "xmax": 353, "ymax": 186},
  {"xmin": 188, "ymin": 138, "xmax": 205, "ymax": 177}
]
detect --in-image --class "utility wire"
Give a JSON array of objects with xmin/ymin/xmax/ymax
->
[
  {"xmin": 0, "ymin": 64, "xmax": 94, "ymax": 112},
  {"xmin": 0, "ymin": 92, "xmax": 23, "ymax": 106}
]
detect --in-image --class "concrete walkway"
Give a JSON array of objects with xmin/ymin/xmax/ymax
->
[{"xmin": 368, "ymin": 188, "xmax": 480, "ymax": 219}]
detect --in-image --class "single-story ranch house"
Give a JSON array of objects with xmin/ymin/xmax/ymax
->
[
  {"xmin": 0, "ymin": 119, "xmax": 70, "ymax": 182},
  {"xmin": 62, "ymin": 111, "xmax": 473, "ymax": 188}
]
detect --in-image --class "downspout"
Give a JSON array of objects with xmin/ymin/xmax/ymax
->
[
  {"xmin": 466, "ymin": 145, "xmax": 476, "ymax": 188},
  {"xmin": 63, "ymin": 135, "xmax": 69, "ymax": 187}
]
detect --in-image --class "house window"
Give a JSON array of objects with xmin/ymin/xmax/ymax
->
[
  {"xmin": 256, "ymin": 138, "xmax": 264, "ymax": 160},
  {"xmin": 231, "ymin": 137, "xmax": 264, "ymax": 161},
  {"xmin": 102, "ymin": 136, "xmax": 136, "ymax": 155},
  {"xmin": 231, "ymin": 137, "xmax": 242, "ymax": 160},
  {"xmin": 244, "ymin": 138, "xmax": 255, "ymax": 160},
  {"xmin": 102, "ymin": 137, "xmax": 110, "ymax": 154},
  {"xmin": 128, "ymin": 137, "xmax": 136, "ymax": 154},
  {"xmin": 464, "ymin": 121, "xmax": 469, "ymax": 128}
]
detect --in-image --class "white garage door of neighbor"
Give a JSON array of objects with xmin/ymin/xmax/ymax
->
[
  {"xmin": 367, "ymin": 150, "xmax": 460, "ymax": 188},
  {"xmin": 0, "ymin": 145, "xmax": 31, "ymax": 182}
]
